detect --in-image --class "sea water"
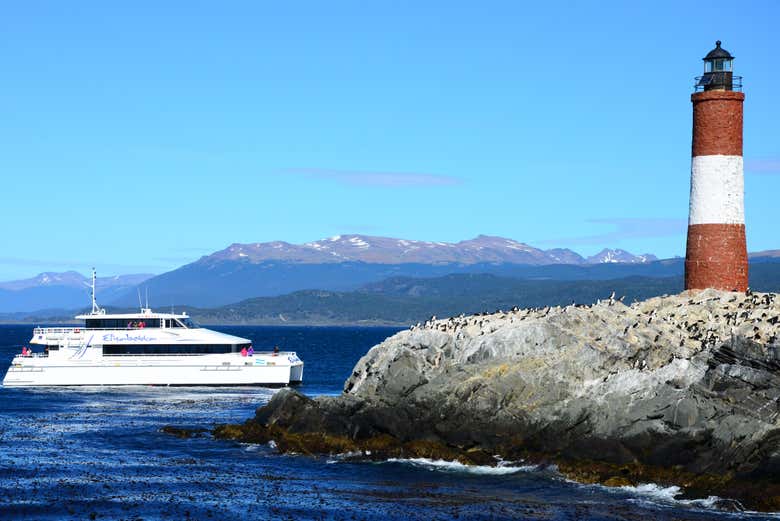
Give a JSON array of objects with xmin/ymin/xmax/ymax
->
[{"xmin": 0, "ymin": 324, "xmax": 776, "ymax": 520}]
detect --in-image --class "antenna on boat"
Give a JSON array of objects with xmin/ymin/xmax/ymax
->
[
  {"xmin": 90, "ymin": 268, "xmax": 104, "ymax": 315},
  {"xmin": 137, "ymin": 287, "xmax": 152, "ymax": 314}
]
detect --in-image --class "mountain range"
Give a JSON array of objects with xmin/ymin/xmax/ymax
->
[
  {"xmin": 107, "ymin": 235, "xmax": 664, "ymax": 307},
  {"xmin": 208, "ymin": 234, "xmax": 657, "ymax": 265},
  {"xmin": 0, "ymin": 271, "xmax": 153, "ymax": 292},
  {"xmin": 13, "ymin": 261, "xmax": 780, "ymax": 326},
  {"xmin": 0, "ymin": 272, "xmax": 153, "ymax": 313},
  {"xmin": 2, "ymin": 234, "xmax": 779, "ymax": 315}
]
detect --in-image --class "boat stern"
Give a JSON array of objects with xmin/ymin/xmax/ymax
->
[{"xmin": 288, "ymin": 355, "xmax": 304, "ymax": 384}]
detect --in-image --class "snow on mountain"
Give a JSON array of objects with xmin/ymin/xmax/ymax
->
[
  {"xmin": 0, "ymin": 272, "xmax": 154, "ymax": 291},
  {"xmin": 544, "ymin": 248, "xmax": 587, "ymax": 264},
  {"xmin": 0, "ymin": 272, "xmax": 156, "ymax": 313},
  {"xmin": 0, "ymin": 271, "xmax": 86, "ymax": 291},
  {"xmin": 585, "ymin": 249, "xmax": 659, "ymax": 265},
  {"xmin": 204, "ymin": 235, "xmax": 654, "ymax": 266}
]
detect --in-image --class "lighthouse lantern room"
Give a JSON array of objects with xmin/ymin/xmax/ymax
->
[{"xmin": 696, "ymin": 40, "xmax": 741, "ymax": 92}]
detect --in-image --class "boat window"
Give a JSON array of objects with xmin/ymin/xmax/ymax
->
[
  {"xmin": 164, "ymin": 318, "xmax": 198, "ymax": 328},
  {"xmin": 103, "ymin": 343, "xmax": 250, "ymax": 355},
  {"xmin": 86, "ymin": 318, "xmax": 161, "ymax": 329},
  {"xmin": 180, "ymin": 317, "xmax": 199, "ymax": 329}
]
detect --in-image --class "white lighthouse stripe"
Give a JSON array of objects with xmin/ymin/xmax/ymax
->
[{"xmin": 689, "ymin": 155, "xmax": 744, "ymax": 225}]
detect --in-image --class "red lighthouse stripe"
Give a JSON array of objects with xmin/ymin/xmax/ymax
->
[
  {"xmin": 691, "ymin": 91, "xmax": 744, "ymax": 157},
  {"xmin": 685, "ymin": 223, "xmax": 748, "ymax": 291}
]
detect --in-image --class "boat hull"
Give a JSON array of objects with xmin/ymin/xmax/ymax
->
[{"xmin": 2, "ymin": 356, "xmax": 304, "ymax": 387}]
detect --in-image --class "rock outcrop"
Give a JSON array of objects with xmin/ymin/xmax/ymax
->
[{"xmin": 214, "ymin": 289, "xmax": 780, "ymax": 511}]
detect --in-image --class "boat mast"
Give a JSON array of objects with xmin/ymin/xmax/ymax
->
[{"xmin": 90, "ymin": 268, "xmax": 104, "ymax": 315}]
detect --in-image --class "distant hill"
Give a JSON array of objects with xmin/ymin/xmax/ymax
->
[
  {"xmin": 0, "ymin": 272, "xmax": 153, "ymax": 313},
  {"xmin": 8, "ymin": 262, "xmax": 780, "ymax": 326},
  {"xmin": 586, "ymin": 248, "xmax": 657, "ymax": 264},
  {"xmin": 183, "ymin": 273, "xmax": 683, "ymax": 325},
  {"xmin": 107, "ymin": 235, "xmax": 664, "ymax": 308},
  {"xmin": 750, "ymin": 250, "xmax": 780, "ymax": 262},
  {"xmin": 0, "ymin": 274, "xmax": 683, "ymax": 325},
  {"xmin": 203, "ymin": 234, "xmax": 657, "ymax": 266},
  {"xmin": 109, "ymin": 259, "xmax": 687, "ymax": 308},
  {"xmin": 3, "ymin": 235, "xmax": 780, "ymax": 315},
  {"xmin": 181, "ymin": 262, "xmax": 780, "ymax": 325}
]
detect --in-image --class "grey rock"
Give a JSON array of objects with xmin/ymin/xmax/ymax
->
[{"xmin": 256, "ymin": 289, "xmax": 780, "ymax": 494}]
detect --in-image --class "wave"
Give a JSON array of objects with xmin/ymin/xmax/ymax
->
[
  {"xmin": 326, "ymin": 451, "xmax": 364, "ymax": 464},
  {"xmin": 617, "ymin": 483, "xmax": 702, "ymax": 504},
  {"xmin": 605, "ymin": 483, "xmax": 780, "ymax": 517},
  {"xmin": 384, "ymin": 457, "xmax": 537, "ymax": 475}
]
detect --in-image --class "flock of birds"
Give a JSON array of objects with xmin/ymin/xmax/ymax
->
[{"xmin": 407, "ymin": 289, "xmax": 780, "ymax": 352}]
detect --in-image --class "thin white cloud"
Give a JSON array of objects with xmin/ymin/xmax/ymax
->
[
  {"xmin": 538, "ymin": 218, "xmax": 687, "ymax": 246},
  {"xmin": 745, "ymin": 159, "xmax": 780, "ymax": 175},
  {"xmin": 283, "ymin": 168, "xmax": 462, "ymax": 187}
]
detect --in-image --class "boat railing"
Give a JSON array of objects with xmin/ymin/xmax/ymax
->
[
  {"xmin": 33, "ymin": 327, "xmax": 80, "ymax": 335},
  {"xmin": 15, "ymin": 352, "xmax": 48, "ymax": 359},
  {"xmin": 102, "ymin": 351, "xmax": 299, "ymax": 357},
  {"xmin": 33, "ymin": 327, "xmax": 160, "ymax": 335}
]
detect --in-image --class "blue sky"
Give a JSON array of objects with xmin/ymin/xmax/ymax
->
[{"xmin": 1, "ymin": 1, "xmax": 778, "ymax": 280}]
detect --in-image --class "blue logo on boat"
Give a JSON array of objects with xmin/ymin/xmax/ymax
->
[{"xmin": 102, "ymin": 333, "xmax": 156, "ymax": 342}]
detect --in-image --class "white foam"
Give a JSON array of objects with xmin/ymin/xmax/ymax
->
[
  {"xmin": 618, "ymin": 483, "xmax": 683, "ymax": 502},
  {"xmin": 607, "ymin": 482, "xmax": 780, "ymax": 516},
  {"xmin": 385, "ymin": 457, "xmax": 535, "ymax": 475},
  {"xmin": 328, "ymin": 450, "xmax": 363, "ymax": 461}
]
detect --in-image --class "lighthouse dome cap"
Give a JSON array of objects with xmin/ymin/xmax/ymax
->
[{"xmin": 703, "ymin": 40, "xmax": 734, "ymax": 60}]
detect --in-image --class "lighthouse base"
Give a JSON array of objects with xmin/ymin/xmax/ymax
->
[{"xmin": 685, "ymin": 223, "xmax": 748, "ymax": 291}]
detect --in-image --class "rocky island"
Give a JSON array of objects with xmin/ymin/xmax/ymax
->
[{"xmin": 213, "ymin": 289, "xmax": 780, "ymax": 512}]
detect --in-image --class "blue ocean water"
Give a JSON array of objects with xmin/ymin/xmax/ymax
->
[{"xmin": 0, "ymin": 324, "xmax": 776, "ymax": 521}]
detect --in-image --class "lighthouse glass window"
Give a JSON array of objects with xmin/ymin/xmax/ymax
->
[{"xmin": 706, "ymin": 59, "xmax": 732, "ymax": 73}]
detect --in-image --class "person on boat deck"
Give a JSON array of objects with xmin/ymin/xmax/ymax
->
[
  {"xmin": 138, "ymin": 321, "xmax": 146, "ymax": 329},
  {"xmin": 273, "ymin": 345, "xmax": 279, "ymax": 356},
  {"xmin": 247, "ymin": 346, "xmax": 254, "ymax": 356},
  {"xmin": 240, "ymin": 347, "xmax": 248, "ymax": 357},
  {"xmin": 128, "ymin": 321, "xmax": 135, "ymax": 329},
  {"xmin": 21, "ymin": 347, "xmax": 27, "ymax": 356}
]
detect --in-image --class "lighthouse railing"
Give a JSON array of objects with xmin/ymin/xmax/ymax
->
[{"xmin": 694, "ymin": 75, "xmax": 742, "ymax": 92}]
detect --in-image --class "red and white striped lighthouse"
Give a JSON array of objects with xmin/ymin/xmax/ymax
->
[{"xmin": 685, "ymin": 41, "xmax": 748, "ymax": 292}]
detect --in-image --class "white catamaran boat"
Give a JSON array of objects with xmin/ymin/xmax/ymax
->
[{"xmin": 2, "ymin": 270, "xmax": 303, "ymax": 387}]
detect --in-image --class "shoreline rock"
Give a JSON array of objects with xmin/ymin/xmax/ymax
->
[{"xmin": 211, "ymin": 289, "xmax": 780, "ymax": 512}]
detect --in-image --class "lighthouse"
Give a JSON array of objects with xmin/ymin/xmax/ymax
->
[{"xmin": 685, "ymin": 41, "xmax": 748, "ymax": 292}]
